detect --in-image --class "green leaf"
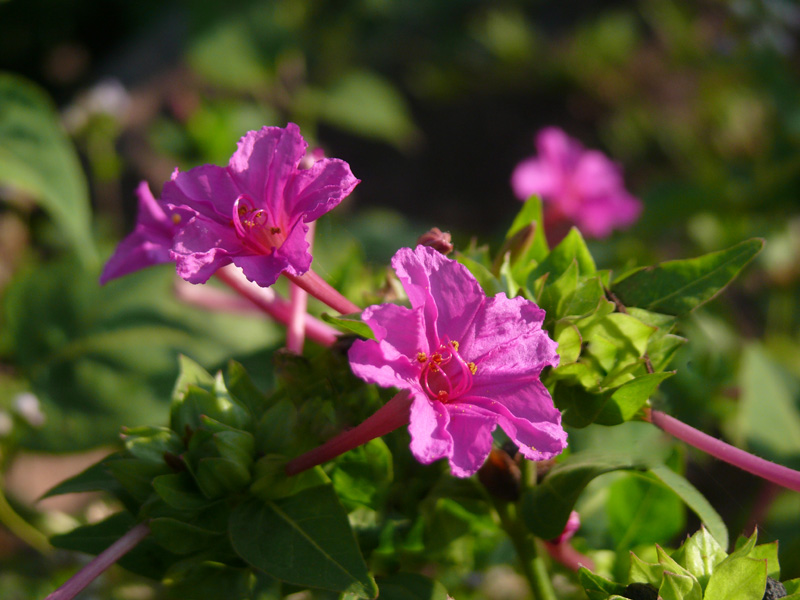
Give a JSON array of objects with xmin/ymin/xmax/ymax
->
[
  {"xmin": 456, "ymin": 253, "xmax": 504, "ymax": 296},
  {"xmin": 703, "ymin": 557, "xmax": 766, "ymax": 600},
  {"xmin": 611, "ymin": 239, "xmax": 764, "ymax": 315},
  {"xmin": 578, "ymin": 567, "xmax": 628, "ymax": 600},
  {"xmin": 0, "ymin": 73, "xmax": 96, "ymax": 265},
  {"xmin": 229, "ymin": 485, "xmax": 377, "ymax": 598},
  {"xmin": 331, "ymin": 438, "xmax": 393, "ymax": 510},
  {"xmin": 322, "ymin": 312, "xmax": 375, "ymax": 340},
  {"xmin": 660, "ymin": 571, "xmax": 701, "ymax": 600},
  {"xmin": 671, "ymin": 528, "xmax": 728, "ymax": 590},
  {"xmin": 737, "ymin": 343, "xmax": 800, "ymax": 460},
  {"xmin": 105, "ymin": 457, "xmax": 171, "ymax": 503},
  {"xmin": 648, "ymin": 466, "xmax": 728, "ymax": 551},
  {"xmin": 225, "ymin": 359, "xmax": 269, "ymax": 418},
  {"xmin": 122, "ymin": 426, "xmax": 184, "ymax": 463},
  {"xmin": 506, "ymin": 195, "xmax": 549, "ymax": 264},
  {"xmin": 255, "ymin": 399, "xmax": 298, "ymax": 455},
  {"xmin": 607, "ymin": 471, "xmax": 685, "ymax": 550},
  {"xmin": 555, "ymin": 322, "xmax": 583, "ymax": 364},
  {"xmin": 748, "ymin": 542, "xmax": 780, "ymax": 580},
  {"xmin": 520, "ymin": 453, "xmax": 642, "ymax": 539},
  {"xmin": 149, "ymin": 517, "xmax": 223, "ymax": 555},
  {"xmin": 42, "ymin": 457, "xmax": 122, "ymax": 499},
  {"xmin": 152, "ymin": 472, "xmax": 219, "ymax": 511},
  {"xmin": 529, "ymin": 227, "xmax": 596, "ymax": 283}
]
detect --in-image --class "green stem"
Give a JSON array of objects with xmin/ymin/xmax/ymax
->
[
  {"xmin": 0, "ymin": 478, "xmax": 50, "ymax": 554},
  {"xmin": 494, "ymin": 500, "xmax": 556, "ymax": 600}
]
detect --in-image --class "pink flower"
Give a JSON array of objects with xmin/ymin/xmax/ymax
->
[
  {"xmin": 348, "ymin": 245, "xmax": 567, "ymax": 477},
  {"xmin": 164, "ymin": 123, "xmax": 359, "ymax": 286},
  {"xmin": 99, "ymin": 181, "xmax": 179, "ymax": 284},
  {"xmin": 549, "ymin": 510, "xmax": 580, "ymax": 545},
  {"xmin": 511, "ymin": 127, "xmax": 642, "ymax": 239}
]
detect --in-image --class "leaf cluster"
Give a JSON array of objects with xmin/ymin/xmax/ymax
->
[{"xmin": 580, "ymin": 528, "xmax": 800, "ymax": 600}]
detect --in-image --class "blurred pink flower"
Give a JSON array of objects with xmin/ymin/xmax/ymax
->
[
  {"xmin": 348, "ymin": 245, "xmax": 567, "ymax": 477},
  {"xmin": 511, "ymin": 127, "xmax": 642, "ymax": 239}
]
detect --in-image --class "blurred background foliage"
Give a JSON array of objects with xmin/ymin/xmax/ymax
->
[{"xmin": 1, "ymin": 0, "xmax": 800, "ymax": 597}]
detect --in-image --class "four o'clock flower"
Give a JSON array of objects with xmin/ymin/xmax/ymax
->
[
  {"xmin": 511, "ymin": 127, "xmax": 642, "ymax": 239},
  {"xmin": 164, "ymin": 123, "xmax": 359, "ymax": 288},
  {"xmin": 348, "ymin": 245, "xmax": 567, "ymax": 477},
  {"xmin": 99, "ymin": 181, "xmax": 179, "ymax": 284}
]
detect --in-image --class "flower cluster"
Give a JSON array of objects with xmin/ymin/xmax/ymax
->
[
  {"xmin": 100, "ymin": 123, "xmax": 359, "ymax": 288},
  {"xmin": 511, "ymin": 127, "xmax": 641, "ymax": 239}
]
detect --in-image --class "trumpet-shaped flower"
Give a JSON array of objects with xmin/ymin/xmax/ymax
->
[
  {"xmin": 165, "ymin": 123, "xmax": 359, "ymax": 286},
  {"xmin": 100, "ymin": 181, "xmax": 179, "ymax": 284},
  {"xmin": 511, "ymin": 127, "xmax": 641, "ymax": 239},
  {"xmin": 349, "ymin": 245, "xmax": 567, "ymax": 477}
]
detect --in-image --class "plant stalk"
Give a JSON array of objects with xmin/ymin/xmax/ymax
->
[
  {"xmin": 648, "ymin": 409, "xmax": 800, "ymax": 493},
  {"xmin": 494, "ymin": 500, "xmax": 557, "ymax": 600},
  {"xmin": 45, "ymin": 521, "xmax": 151, "ymax": 600},
  {"xmin": 283, "ymin": 269, "xmax": 360, "ymax": 315},
  {"xmin": 286, "ymin": 391, "xmax": 412, "ymax": 475},
  {"xmin": 0, "ymin": 479, "xmax": 50, "ymax": 554}
]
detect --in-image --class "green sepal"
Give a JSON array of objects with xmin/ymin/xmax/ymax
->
[
  {"xmin": 249, "ymin": 455, "xmax": 329, "ymax": 500},
  {"xmin": 659, "ymin": 571, "xmax": 701, "ymax": 600},
  {"xmin": 105, "ymin": 457, "xmax": 171, "ymax": 503},
  {"xmin": 529, "ymin": 227, "xmax": 596, "ymax": 283},
  {"xmin": 255, "ymin": 399, "xmax": 298, "ymax": 455},
  {"xmin": 122, "ymin": 426, "xmax": 184, "ymax": 463},
  {"xmin": 152, "ymin": 472, "xmax": 220, "ymax": 511},
  {"xmin": 505, "ymin": 195, "xmax": 549, "ymax": 265},
  {"xmin": 703, "ymin": 556, "xmax": 767, "ymax": 600},
  {"xmin": 670, "ymin": 527, "xmax": 728, "ymax": 590}
]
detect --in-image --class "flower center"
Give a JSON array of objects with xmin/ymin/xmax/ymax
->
[
  {"xmin": 417, "ymin": 339, "xmax": 476, "ymax": 403},
  {"xmin": 232, "ymin": 195, "xmax": 286, "ymax": 254}
]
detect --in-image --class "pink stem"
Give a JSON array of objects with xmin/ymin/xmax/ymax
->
[
  {"xmin": 649, "ymin": 409, "xmax": 800, "ymax": 493},
  {"xmin": 45, "ymin": 522, "xmax": 151, "ymax": 600},
  {"xmin": 175, "ymin": 279, "xmax": 262, "ymax": 315},
  {"xmin": 214, "ymin": 267, "xmax": 338, "ymax": 348},
  {"xmin": 543, "ymin": 541, "xmax": 595, "ymax": 572},
  {"xmin": 287, "ymin": 223, "xmax": 314, "ymax": 353},
  {"xmin": 283, "ymin": 269, "xmax": 360, "ymax": 315},
  {"xmin": 286, "ymin": 391, "xmax": 412, "ymax": 475}
]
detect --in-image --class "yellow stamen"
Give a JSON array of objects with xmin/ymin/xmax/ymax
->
[
  {"xmin": 437, "ymin": 390, "xmax": 449, "ymax": 401},
  {"xmin": 432, "ymin": 353, "xmax": 442, "ymax": 364},
  {"xmin": 171, "ymin": 213, "xmax": 181, "ymax": 225},
  {"xmin": 270, "ymin": 227, "xmax": 281, "ymax": 235},
  {"xmin": 468, "ymin": 362, "xmax": 477, "ymax": 375},
  {"xmin": 417, "ymin": 352, "xmax": 427, "ymax": 363},
  {"xmin": 450, "ymin": 340, "xmax": 459, "ymax": 351}
]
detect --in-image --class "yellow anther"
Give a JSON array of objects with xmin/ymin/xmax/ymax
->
[
  {"xmin": 417, "ymin": 352, "xmax": 427, "ymax": 363},
  {"xmin": 450, "ymin": 340, "xmax": 459, "ymax": 351},
  {"xmin": 429, "ymin": 364, "xmax": 440, "ymax": 373},
  {"xmin": 432, "ymin": 353, "xmax": 442, "ymax": 364},
  {"xmin": 171, "ymin": 213, "xmax": 182, "ymax": 225},
  {"xmin": 270, "ymin": 227, "xmax": 281, "ymax": 235},
  {"xmin": 468, "ymin": 362, "xmax": 477, "ymax": 375},
  {"xmin": 437, "ymin": 390, "xmax": 449, "ymax": 401}
]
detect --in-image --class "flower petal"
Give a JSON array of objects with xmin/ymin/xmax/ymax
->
[
  {"xmin": 362, "ymin": 303, "xmax": 429, "ymax": 358},
  {"xmin": 465, "ymin": 379, "xmax": 567, "ymax": 461},
  {"xmin": 348, "ymin": 338, "xmax": 421, "ymax": 392},
  {"xmin": 100, "ymin": 182, "xmax": 175, "ymax": 284},
  {"xmin": 392, "ymin": 246, "xmax": 485, "ymax": 345},
  {"xmin": 162, "ymin": 165, "xmax": 240, "ymax": 222},
  {"xmin": 285, "ymin": 158, "xmax": 360, "ymax": 223},
  {"xmin": 463, "ymin": 294, "xmax": 558, "ymax": 378},
  {"xmin": 444, "ymin": 409, "xmax": 497, "ymax": 477},
  {"xmin": 511, "ymin": 157, "xmax": 560, "ymax": 201},
  {"xmin": 408, "ymin": 395, "xmax": 452, "ymax": 466},
  {"xmin": 229, "ymin": 124, "xmax": 307, "ymax": 223},
  {"xmin": 172, "ymin": 215, "xmax": 241, "ymax": 283}
]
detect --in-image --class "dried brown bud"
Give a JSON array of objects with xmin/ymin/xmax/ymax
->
[{"xmin": 417, "ymin": 227, "xmax": 453, "ymax": 255}]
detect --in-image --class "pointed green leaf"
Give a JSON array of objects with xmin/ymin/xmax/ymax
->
[
  {"xmin": 660, "ymin": 571, "xmax": 701, "ymax": 600},
  {"xmin": 703, "ymin": 557, "xmax": 766, "ymax": 600},
  {"xmin": 0, "ymin": 73, "xmax": 96, "ymax": 265},
  {"xmin": 225, "ymin": 359, "xmax": 269, "ymax": 417},
  {"xmin": 648, "ymin": 466, "xmax": 728, "ymax": 551},
  {"xmin": 671, "ymin": 528, "xmax": 728, "ymax": 589},
  {"xmin": 578, "ymin": 567, "xmax": 628, "ymax": 600},
  {"xmin": 529, "ymin": 227, "xmax": 596, "ymax": 284},
  {"xmin": 611, "ymin": 239, "xmax": 764, "ymax": 315},
  {"xmin": 506, "ymin": 195, "xmax": 549, "ymax": 263},
  {"xmin": 152, "ymin": 472, "xmax": 218, "ymax": 511},
  {"xmin": 229, "ymin": 485, "xmax": 377, "ymax": 598},
  {"xmin": 149, "ymin": 517, "xmax": 224, "ymax": 555},
  {"xmin": 629, "ymin": 553, "xmax": 664, "ymax": 586},
  {"xmin": 322, "ymin": 312, "xmax": 375, "ymax": 339}
]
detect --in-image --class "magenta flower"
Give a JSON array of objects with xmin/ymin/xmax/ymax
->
[
  {"xmin": 348, "ymin": 245, "xmax": 567, "ymax": 477},
  {"xmin": 164, "ymin": 123, "xmax": 359, "ymax": 286},
  {"xmin": 99, "ymin": 181, "xmax": 179, "ymax": 284},
  {"xmin": 511, "ymin": 127, "xmax": 642, "ymax": 239}
]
